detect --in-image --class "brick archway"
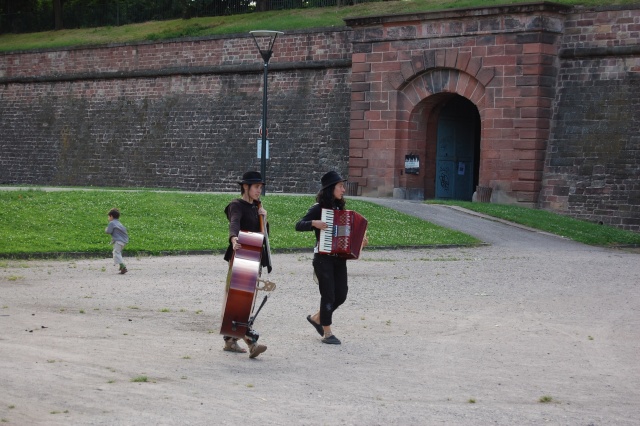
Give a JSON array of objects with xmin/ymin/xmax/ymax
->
[
  {"xmin": 347, "ymin": 48, "xmax": 492, "ymax": 198},
  {"xmin": 392, "ymin": 68, "xmax": 488, "ymax": 199}
]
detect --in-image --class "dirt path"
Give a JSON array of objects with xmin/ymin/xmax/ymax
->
[{"xmin": 1, "ymin": 214, "xmax": 639, "ymax": 426}]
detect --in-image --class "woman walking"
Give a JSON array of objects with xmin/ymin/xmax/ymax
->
[{"xmin": 295, "ymin": 171, "xmax": 353, "ymax": 345}]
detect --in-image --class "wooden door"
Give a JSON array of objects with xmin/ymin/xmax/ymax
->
[{"xmin": 435, "ymin": 100, "xmax": 477, "ymax": 200}]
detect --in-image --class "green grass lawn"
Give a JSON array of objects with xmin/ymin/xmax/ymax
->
[
  {"xmin": 1, "ymin": 188, "xmax": 638, "ymax": 259},
  {"xmin": 0, "ymin": 0, "xmax": 636, "ymax": 52},
  {"xmin": 0, "ymin": 189, "xmax": 479, "ymax": 257}
]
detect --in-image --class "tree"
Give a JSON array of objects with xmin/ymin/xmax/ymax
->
[
  {"xmin": 53, "ymin": 0, "xmax": 63, "ymax": 30},
  {"xmin": 1, "ymin": 0, "xmax": 39, "ymax": 33},
  {"xmin": 255, "ymin": 0, "xmax": 270, "ymax": 12}
]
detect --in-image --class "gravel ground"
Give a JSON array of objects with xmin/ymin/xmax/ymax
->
[{"xmin": 1, "ymin": 205, "xmax": 639, "ymax": 426}]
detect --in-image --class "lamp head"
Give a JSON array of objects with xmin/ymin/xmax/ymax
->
[{"xmin": 250, "ymin": 30, "xmax": 284, "ymax": 63}]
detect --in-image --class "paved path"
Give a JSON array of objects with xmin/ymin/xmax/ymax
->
[{"xmin": 360, "ymin": 197, "xmax": 588, "ymax": 251}]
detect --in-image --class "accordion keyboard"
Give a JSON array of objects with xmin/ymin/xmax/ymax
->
[{"xmin": 319, "ymin": 208, "xmax": 335, "ymax": 253}]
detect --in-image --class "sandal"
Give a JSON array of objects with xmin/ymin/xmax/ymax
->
[
  {"xmin": 322, "ymin": 334, "xmax": 341, "ymax": 345},
  {"xmin": 307, "ymin": 315, "xmax": 324, "ymax": 337},
  {"xmin": 223, "ymin": 339, "xmax": 247, "ymax": 353},
  {"xmin": 249, "ymin": 344, "xmax": 267, "ymax": 359}
]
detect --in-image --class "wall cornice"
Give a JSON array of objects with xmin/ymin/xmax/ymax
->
[
  {"xmin": 559, "ymin": 45, "xmax": 640, "ymax": 59},
  {"xmin": 344, "ymin": 1, "xmax": 572, "ymax": 28},
  {"xmin": 0, "ymin": 59, "xmax": 351, "ymax": 85}
]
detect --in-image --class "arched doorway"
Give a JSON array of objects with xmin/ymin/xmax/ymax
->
[{"xmin": 432, "ymin": 95, "xmax": 481, "ymax": 201}]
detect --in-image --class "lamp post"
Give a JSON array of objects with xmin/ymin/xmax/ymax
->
[{"xmin": 250, "ymin": 30, "xmax": 283, "ymax": 195}]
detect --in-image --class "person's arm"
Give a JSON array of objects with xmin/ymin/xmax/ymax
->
[
  {"xmin": 295, "ymin": 203, "xmax": 325, "ymax": 232},
  {"xmin": 227, "ymin": 201, "xmax": 242, "ymax": 245}
]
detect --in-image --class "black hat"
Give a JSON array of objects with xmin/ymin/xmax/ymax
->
[
  {"xmin": 321, "ymin": 171, "xmax": 347, "ymax": 190},
  {"xmin": 238, "ymin": 171, "xmax": 264, "ymax": 185}
]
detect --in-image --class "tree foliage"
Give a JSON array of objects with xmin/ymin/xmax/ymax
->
[{"xmin": 0, "ymin": 0, "xmax": 363, "ymax": 34}]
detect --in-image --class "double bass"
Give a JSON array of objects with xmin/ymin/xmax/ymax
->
[{"xmin": 219, "ymin": 201, "xmax": 274, "ymax": 339}]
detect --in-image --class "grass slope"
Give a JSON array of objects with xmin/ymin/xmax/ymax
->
[{"xmin": 0, "ymin": 0, "xmax": 637, "ymax": 52}]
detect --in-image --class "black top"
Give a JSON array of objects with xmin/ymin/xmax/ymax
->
[
  {"xmin": 223, "ymin": 198, "xmax": 269, "ymax": 266},
  {"xmin": 226, "ymin": 199, "xmax": 261, "ymax": 237}
]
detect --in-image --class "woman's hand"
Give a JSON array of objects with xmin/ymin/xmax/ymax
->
[
  {"xmin": 258, "ymin": 206, "xmax": 267, "ymax": 221},
  {"xmin": 231, "ymin": 236, "xmax": 241, "ymax": 251},
  {"xmin": 312, "ymin": 220, "xmax": 328, "ymax": 230}
]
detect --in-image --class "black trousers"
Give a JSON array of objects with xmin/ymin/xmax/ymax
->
[{"xmin": 313, "ymin": 253, "xmax": 348, "ymax": 327}]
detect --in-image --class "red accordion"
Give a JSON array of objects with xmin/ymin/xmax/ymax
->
[{"xmin": 319, "ymin": 209, "xmax": 368, "ymax": 259}]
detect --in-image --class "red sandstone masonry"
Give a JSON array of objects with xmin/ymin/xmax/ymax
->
[
  {"xmin": 350, "ymin": 110, "xmax": 365, "ymax": 121},
  {"xmin": 350, "ymin": 129, "xmax": 365, "ymax": 139},
  {"xmin": 345, "ymin": 3, "xmax": 572, "ymax": 202},
  {"xmin": 445, "ymin": 70, "xmax": 458, "ymax": 93},
  {"xmin": 351, "ymin": 53, "xmax": 366, "ymax": 63}
]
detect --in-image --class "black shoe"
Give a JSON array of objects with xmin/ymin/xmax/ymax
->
[
  {"xmin": 321, "ymin": 335, "xmax": 341, "ymax": 345},
  {"xmin": 119, "ymin": 267, "xmax": 128, "ymax": 275},
  {"xmin": 307, "ymin": 315, "xmax": 324, "ymax": 337}
]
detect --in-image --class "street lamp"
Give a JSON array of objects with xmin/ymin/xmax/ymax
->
[{"xmin": 250, "ymin": 30, "xmax": 283, "ymax": 195}]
